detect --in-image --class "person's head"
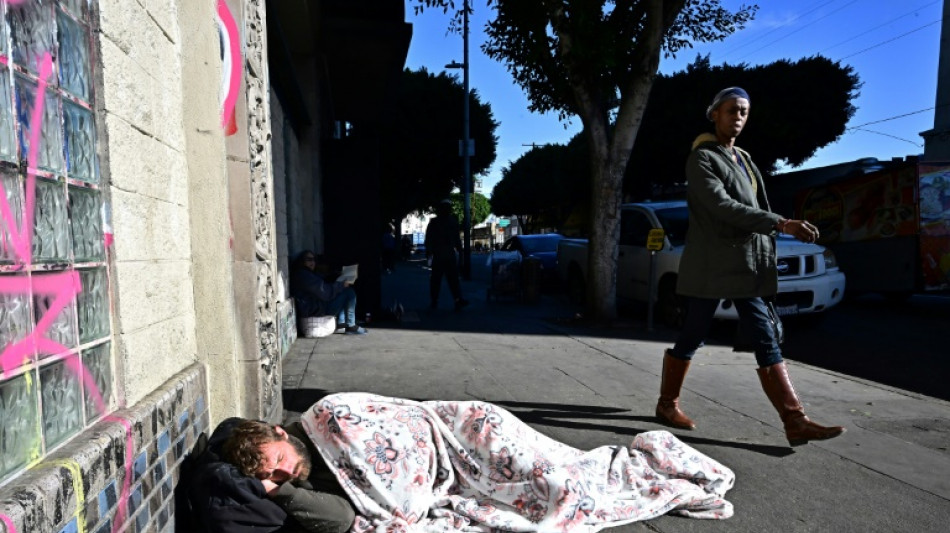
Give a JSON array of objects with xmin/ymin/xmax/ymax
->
[
  {"xmin": 706, "ymin": 87, "xmax": 750, "ymax": 142},
  {"xmin": 435, "ymin": 198, "xmax": 452, "ymax": 216},
  {"xmin": 294, "ymin": 250, "xmax": 317, "ymax": 272},
  {"xmin": 222, "ymin": 420, "xmax": 312, "ymax": 483}
]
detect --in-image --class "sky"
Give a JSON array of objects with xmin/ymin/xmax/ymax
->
[{"xmin": 403, "ymin": 0, "xmax": 945, "ymax": 194}]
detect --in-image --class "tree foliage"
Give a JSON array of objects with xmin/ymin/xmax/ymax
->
[
  {"xmin": 624, "ymin": 54, "xmax": 860, "ymax": 199},
  {"xmin": 413, "ymin": 1, "xmax": 756, "ymax": 321},
  {"xmin": 493, "ymin": 55, "xmax": 860, "ymax": 233},
  {"xmin": 490, "ymin": 139, "xmax": 590, "ymax": 234},
  {"xmin": 378, "ymin": 68, "xmax": 499, "ymax": 224},
  {"xmin": 447, "ymin": 191, "xmax": 492, "ymax": 226}
]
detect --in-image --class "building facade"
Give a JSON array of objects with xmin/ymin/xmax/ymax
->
[{"xmin": 0, "ymin": 1, "xmax": 409, "ymax": 532}]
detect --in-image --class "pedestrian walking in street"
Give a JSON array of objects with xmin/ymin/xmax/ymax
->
[
  {"xmin": 425, "ymin": 199, "xmax": 469, "ymax": 310},
  {"xmin": 656, "ymin": 87, "xmax": 845, "ymax": 446}
]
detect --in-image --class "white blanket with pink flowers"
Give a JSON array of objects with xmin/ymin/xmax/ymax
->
[{"xmin": 300, "ymin": 393, "xmax": 734, "ymax": 533}]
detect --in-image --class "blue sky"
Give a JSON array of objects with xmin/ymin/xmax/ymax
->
[{"xmin": 404, "ymin": 0, "xmax": 944, "ymax": 193}]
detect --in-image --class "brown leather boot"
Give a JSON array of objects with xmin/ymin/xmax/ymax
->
[
  {"xmin": 757, "ymin": 362, "xmax": 845, "ymax": 446},
  {"xmin": 655, "ymin": 350, "xmax": 696, "ymax": 430}
]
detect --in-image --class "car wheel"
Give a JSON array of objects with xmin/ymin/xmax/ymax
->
[
  {"xmin": 568, "ymin": 265, "xmax": 586, "ymax": 305},
  {"xmin": 658, "ymin": 278, "xmax": 686, "ymax": 329}
]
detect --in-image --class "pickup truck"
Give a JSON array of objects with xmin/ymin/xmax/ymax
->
[{"xmin": 556, "ymin": 201, "xmax": 847, "ymax": 327}]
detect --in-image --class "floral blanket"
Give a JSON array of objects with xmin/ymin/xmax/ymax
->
[{"xmin": 300, "ymin": 393, "xmax": 734, "ymax": 533}]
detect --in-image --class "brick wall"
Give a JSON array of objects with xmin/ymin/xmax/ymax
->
[{"xmin": 0, "ymin": 364, "xmax": 209, "ymax": 533}]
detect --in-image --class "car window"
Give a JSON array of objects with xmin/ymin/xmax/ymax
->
[
  {"xmin": 620, "ymin": 210, "xmax": 654, "ymax": 247},
  {"xmin": 653, "ymin": 207, "xmax": 690, "ymax": 247},
  {"xmin": 520, "ymin": 236, "xmax": 561, "ymax": 254}
]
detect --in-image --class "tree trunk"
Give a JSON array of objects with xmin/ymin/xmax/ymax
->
[
  {"xmin": 558, "ymin": 0, "xmax": 676, "ymax": 323},
  {"xmin": 586, "ymin": 129, "xmax": 624, "ymax": 321}
]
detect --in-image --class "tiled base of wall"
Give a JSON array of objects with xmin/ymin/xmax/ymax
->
[{"xmin": 0, "ymin": 364, "xmax": 209, "ymax": 533}]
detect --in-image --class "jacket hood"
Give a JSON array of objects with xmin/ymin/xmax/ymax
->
[{"xmin": 691, "ymin": 132, "xmax": 718, "ymax": 151}]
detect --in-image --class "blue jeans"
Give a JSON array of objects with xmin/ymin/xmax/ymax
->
[
  {"xmin": 325, "ymin": 287, "xmax": 357, "ymax": 327},
  {"xmin": 671, "ymin": 297, "xmax": 783, "ymax": 367}
]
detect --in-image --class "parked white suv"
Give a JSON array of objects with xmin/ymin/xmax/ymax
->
[{"xmin": 557, "ymin": 201, "xmax": 846, "ymax": 327}]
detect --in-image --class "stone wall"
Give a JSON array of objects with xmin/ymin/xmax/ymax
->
[
  {"xmin": 0, "ymin": 365, "xmax": 208, "ymax": 533},
  {"xmin": 99, "ymin": 0, "xmax": 200, "ymax": 407}
]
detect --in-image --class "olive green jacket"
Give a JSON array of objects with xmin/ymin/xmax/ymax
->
[{"xmin": 676, "ymin": 133, "xmax": 785, "ymax": 299}]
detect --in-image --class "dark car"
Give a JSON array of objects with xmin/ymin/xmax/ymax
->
[{"xmin": 500, "ymin": 233, "xmax": 564, "ymax": 283}]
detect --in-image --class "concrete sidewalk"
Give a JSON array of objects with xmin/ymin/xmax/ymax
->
[{"xmin": 282, "ymin": 257, "xmax": 950, "ymax": 532}]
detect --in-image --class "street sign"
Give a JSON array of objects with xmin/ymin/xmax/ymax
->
[
  {"xmin": 497, "ymin": 219, "xmax": 510, "ymax": 228},
  {"xmin": 647, "ymin": 228, "xmax": 665, "ymax": 251}
]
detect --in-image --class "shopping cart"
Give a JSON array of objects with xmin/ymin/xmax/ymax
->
[{"xmin": 486, "ymin": 250, "xmax": 522, "ymax": 302}]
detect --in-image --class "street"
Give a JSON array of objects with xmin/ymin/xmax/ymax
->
[
  {"xmin": 776, "ymin": 293, "xmax": 950, "ymax": 402},
  {"xmin": 470, "ymin": 251, "xmax": 950, "ymax": 402},
  {"xmin": 634, "ymin": 291, "xmax": 950, "ymax": 402}
]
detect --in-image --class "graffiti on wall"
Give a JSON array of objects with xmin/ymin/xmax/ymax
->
[
  {"xmin": 0, "ymin": 2, "xmax": 129, "ymax": 532},
  {"xmin": 1, "ymin": 1, "xmax": 245, "ymax": 530},
  {"xmin": 277, "ymin": 298, "xmax": 296, "ymax": 359},
  {"xmin": 217, "ymin": 0, "xmax": 241, "ymax": 136}
]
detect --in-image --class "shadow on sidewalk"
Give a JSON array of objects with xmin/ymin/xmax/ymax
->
[
  {"xmin": 282, "ymin": 389, "xmax": 793, "ymax": 458},
  {"xmin": 493, "ymin": 399, "xmax": 795, "ymax": 458}
]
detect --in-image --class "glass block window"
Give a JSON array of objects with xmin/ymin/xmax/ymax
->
[{"xmin": 0, "ymin": 1, "xmax": 111, "ymax": 484}]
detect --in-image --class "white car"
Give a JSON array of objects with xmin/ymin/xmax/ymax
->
[{"xmin": 558, "ymin": 200, "xmax": 846, "ymax": 327}]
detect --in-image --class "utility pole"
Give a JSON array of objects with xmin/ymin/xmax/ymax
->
[
  {"xmin": 445, "ymin": 0, "xmax": 472, "ymax": 279},
  {"xmin": 461, "ymin": 0, "xmax": 472, "ymax": 279}
]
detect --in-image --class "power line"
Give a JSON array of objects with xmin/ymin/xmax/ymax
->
[
  {"xmin": 719, "ymin": 0, "xmax": 840, "ymax": 59},
  {"xmin": 851, "ymin": 127, "xmax": 924, "ymax": 147},
  {"xmin": 733, "ymin": 0, "xmax": 861, "ymax": 62},
  {"xmin": 820, "ymin": 0, "xmax": 941, "ymax": 54},
  {"xmin": 838, "ymin": 19, "xmax": 942, "ymax": 60},
  {"xmin": 846, "ymin": 106, "xmax": 937, "ymax": 130}
]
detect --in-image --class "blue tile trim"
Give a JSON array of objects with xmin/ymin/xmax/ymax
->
[
  {"xmin": 97, "ymin": 480, "xmax": 117, "ymax": 518},
  {"xmin": 133, "ymin": 451, "xmax": 147, "ymax": 482},
  {"xmin": 157, "ymin": 430, "xmax": 170, "ymax": 456},
  {"xmin": 57, "ymin": 518, "xmax": 78, "ymax": 533}
]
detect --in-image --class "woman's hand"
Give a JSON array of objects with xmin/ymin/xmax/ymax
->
[{"xmin": 777, "ymin": 218, "xmax": 820, "ymax": 243}]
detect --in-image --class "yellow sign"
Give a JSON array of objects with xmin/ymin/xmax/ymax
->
[{"xmin": 646, "ymin": 228, "xmax": 665, "ymax": 251}]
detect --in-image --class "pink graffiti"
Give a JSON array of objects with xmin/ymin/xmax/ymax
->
[
  {"xmin": 217, "ymin": 0, "xmax": 241, "ymax": 135},
  {"xmin": 0, "ymin": 46, "xmax": 131, "ymax": 533},
  {"xmin": 0, "ymin": 52, "xmax": 51, "ymax": 264}
]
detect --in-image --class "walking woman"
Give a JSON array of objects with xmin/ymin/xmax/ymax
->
[{"xmin": 657, "ymin": 87, "xmax": 845, "ymax": 446}]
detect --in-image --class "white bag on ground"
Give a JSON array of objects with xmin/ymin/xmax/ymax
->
[{"xmin": 299, "ymin": 315, "xmax": 336, "ymax": 338}]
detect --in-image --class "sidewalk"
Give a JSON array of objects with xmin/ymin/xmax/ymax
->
[{"xmin": 282, "ymin": 256, "xmax": 950, "ymax": 532}]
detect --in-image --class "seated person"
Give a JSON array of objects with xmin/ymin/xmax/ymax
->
[
  {"xmin": 186, "ymin": 417, "xmax": 355, "ymax": 533},
  {"xmin": 290, "ymin": 250, "xmax": 366, "ymax": 335}
]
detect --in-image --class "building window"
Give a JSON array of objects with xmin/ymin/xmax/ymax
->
[{"xmin": 0, "ymin": 0, "xmax": 111, "ymax": 485}]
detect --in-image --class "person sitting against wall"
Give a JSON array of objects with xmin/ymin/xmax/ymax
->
[
  {"xmin": 185, "ymin": 417, "xmax": 356, "ymax": 533},
  {"xmin": 290, "ymin": 250, "xmax": 366, "ymax": 335}
]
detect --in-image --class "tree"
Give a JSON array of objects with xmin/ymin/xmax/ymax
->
[
  {"xmin": 378, "ymin": 68, "xmax": 499, "ymax": 225},
  {"xmin": 624, "ymin": 54, "xmax": 860, "ymax": 199},
  {"xmin": 490, "ymin": 139, "xmax": 589, "ymax": 234},
  {"xmin": 448, "ymin": 191, "xmax": 491, "ymax": 226},
  {"xmin": 415, "ymin": 1, "xmax": 756, "ymax": 321},
  {"xmin": 495, "ymin": 56, "xmax": 858, "ymax": 246}
]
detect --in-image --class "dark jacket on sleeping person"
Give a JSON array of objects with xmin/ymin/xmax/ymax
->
[{"xmin": 186, "ymin": 417, "xmax": 356, "ymax": 533}]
